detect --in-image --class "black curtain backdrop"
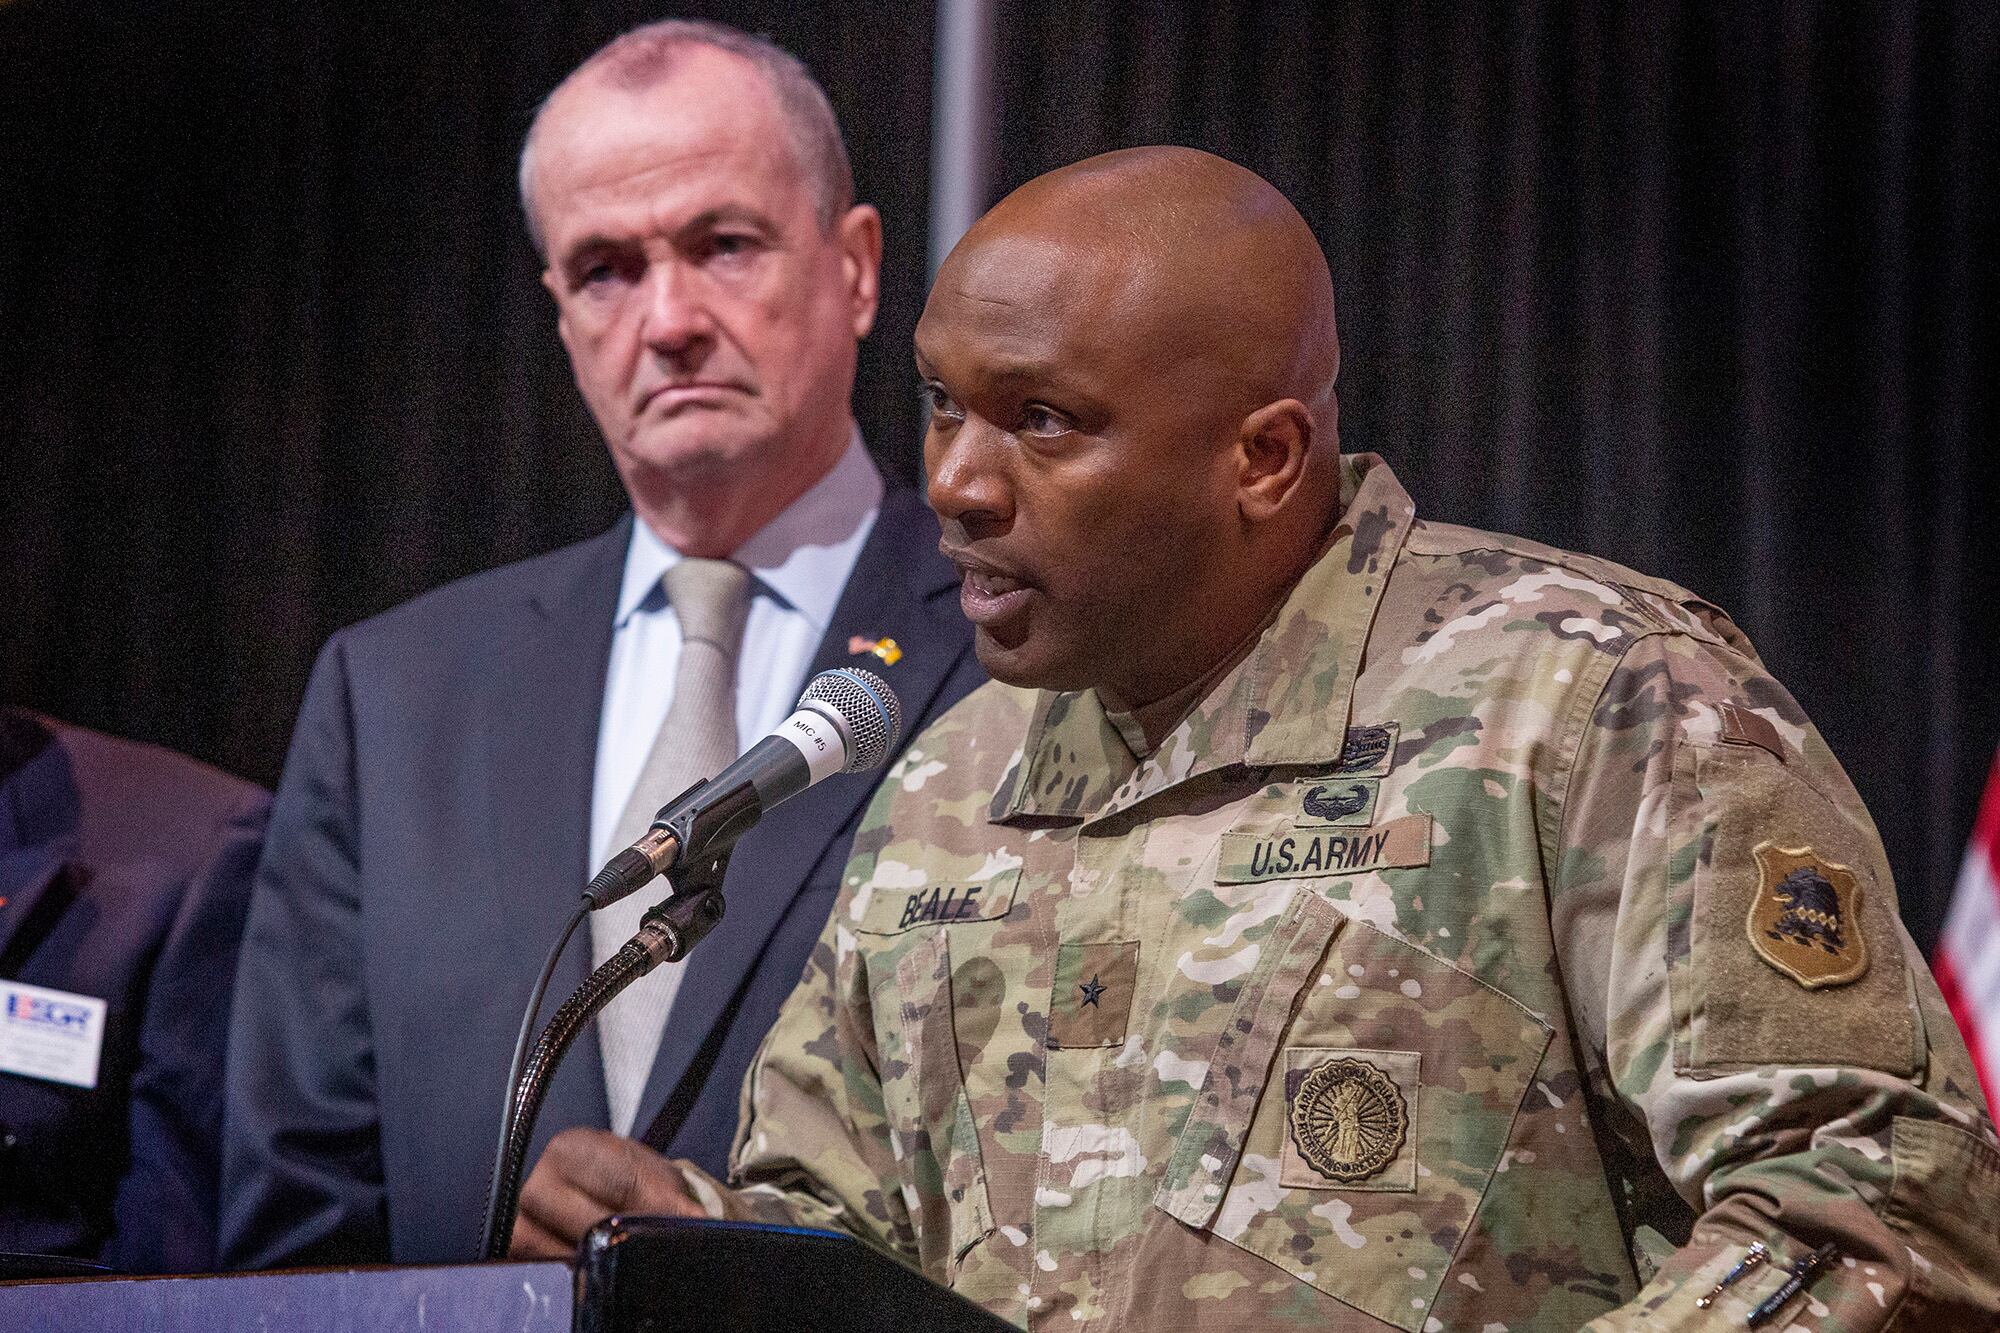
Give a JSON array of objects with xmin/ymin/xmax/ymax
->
[
  {"xmin": 2, "ymin": 2, "xmax": 1994, "ymax": 952},
  {"xmin": 0, "ymin": 0, "xmax": 934, "ymax": 790},
  {"xmin": 985, "ymin": 1, "xmax": 2000, "ymax": 954}
]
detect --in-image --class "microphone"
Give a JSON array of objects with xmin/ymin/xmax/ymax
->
[{"xmin": 583, "ymin": 667, "xmax": 903, "ymax": 910}]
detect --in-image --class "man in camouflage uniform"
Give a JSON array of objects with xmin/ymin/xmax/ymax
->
[{"xmin": 519, "ymin": 148, "xmax": 1999, "ymax": 1329}]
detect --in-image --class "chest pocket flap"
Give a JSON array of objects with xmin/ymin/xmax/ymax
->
[{"xmin": 1157, "ymin": 894, "xmax": 1552, "ymax": 1331}]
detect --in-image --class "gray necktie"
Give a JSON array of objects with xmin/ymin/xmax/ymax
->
[{"xmin": 592, "ymin": 556, "xmax": 752, "ymax": 1136}]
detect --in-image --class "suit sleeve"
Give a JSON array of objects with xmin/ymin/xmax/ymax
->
[
  {"xmin": 220, "ymin": 636, "xmax": 392, "ymax": 1268},
  {"xmin": 102, "ymin": 785, "xmax": 269, "ymax": 1274},
  {"xmin": 1554, "ymin": 630, "xmax": 2000, "ymax": 1331}
]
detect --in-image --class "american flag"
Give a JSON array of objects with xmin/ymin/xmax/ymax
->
[{"xmin": 1935, "ymin": 745, "xmax": 2000, "ymax": 1110}]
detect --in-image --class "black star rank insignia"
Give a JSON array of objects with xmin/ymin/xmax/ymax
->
[{"xmin": 1047, "ymin": 941, "xmax": 1139, "ymax": 1049}]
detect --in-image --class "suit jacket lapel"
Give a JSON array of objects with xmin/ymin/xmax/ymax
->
[
  {"xmin": 0, "ymin": 846, "xmax": 73, "ymax": 974},
  {"xmin": 0, "ymin": 715, "xmax": 79, "ymax": 971},
  {"xmin": 477, "ymin": 516, "xmax": 629, "ymax": 1148},
  {"xmin": 629, "ymin": 488, "xmax": 964, "ymax": 1139}
]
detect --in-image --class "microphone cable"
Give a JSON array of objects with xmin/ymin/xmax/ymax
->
[{"xmin": 476, "ymin": 894, "xmax": 590, "ymax": 1261}]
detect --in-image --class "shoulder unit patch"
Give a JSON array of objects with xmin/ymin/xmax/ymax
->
[{"xmin": 1747, "ymin": 842, "xmax": 1869, "ymax": 989}]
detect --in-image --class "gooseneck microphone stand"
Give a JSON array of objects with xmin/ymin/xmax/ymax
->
[
  {"xmin": 474, "ymin": 666, "xmax": 904, "ymax": 1262},
  {"xmin": 477, "ymin": 789, "xmax": 737, "ymax": 1261}
]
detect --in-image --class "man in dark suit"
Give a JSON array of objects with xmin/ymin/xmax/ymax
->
[
  {"xmin": 220, "ymin": 20, "xmax": 981, "ymax": 1268},
  {"xmin": 1, "ymin": 708, "xmax": 268, "ymax": 1273}
]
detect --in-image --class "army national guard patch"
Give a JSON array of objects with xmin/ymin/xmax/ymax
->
[
  {"xmin": 1747, "ymin": 842, "xmax": 1869, "ymax": 989},
  {"xmin": 1283, "ymin": 1053, "xmax": 1412, "ymax": 1187}
]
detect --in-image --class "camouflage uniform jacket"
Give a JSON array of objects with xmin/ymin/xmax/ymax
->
[{"xmin": 690, "ymin": 453, "xmax": 1999, "ymax": 1331}]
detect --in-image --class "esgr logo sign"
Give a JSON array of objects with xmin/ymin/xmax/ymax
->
[
  {"xmin": 5, "ymin": 992, "xmax": 93, "ymax": 1030},
  {"xmin": 0, "ymin": 981, "xmax": 107, "ymax": 1088}
]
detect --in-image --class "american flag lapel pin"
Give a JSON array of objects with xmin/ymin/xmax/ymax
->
[{"xmin": 847, "ymin": 634, "xmax": 903, "ymax": 666}]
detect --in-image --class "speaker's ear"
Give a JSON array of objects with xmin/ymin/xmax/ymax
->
[{"xmin": 1235, "ymin": 398, "xmax": 1315, "ymax": 523}]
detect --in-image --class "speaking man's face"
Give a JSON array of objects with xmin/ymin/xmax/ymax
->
[
  {"xmin": 531, "ymin": 48, "xmax": 879, "ymax": 499},
  {"xmin": 917, "ymin": 229, "xmax": 1251, "ymax": 708}
]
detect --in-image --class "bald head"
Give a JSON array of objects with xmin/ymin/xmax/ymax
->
[
  {"xmin": 945, "ymin": 147, "xmax": 1339, "ymax": 426},
  {"xmin": 918, "ymin": 148, "xmax": 1348, "ymax": 713}
]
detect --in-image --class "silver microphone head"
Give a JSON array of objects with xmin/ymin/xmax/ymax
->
[{"xmin": 799, "ymin": 668, "xmax": 903, "ymax": 772}]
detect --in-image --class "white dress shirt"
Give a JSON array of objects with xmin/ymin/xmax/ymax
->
[
  {"xmin": 590, "ymin": 435, "xmax": 884, "ymax": 870},
  {"xmin": 585, "ymin": 437, "xmax": 881, "ymax": 1133}
]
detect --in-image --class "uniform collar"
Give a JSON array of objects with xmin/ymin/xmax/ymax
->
[{"xmin": 992, "ymin": 453, "xmax": 1416, "ymax": 824}]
